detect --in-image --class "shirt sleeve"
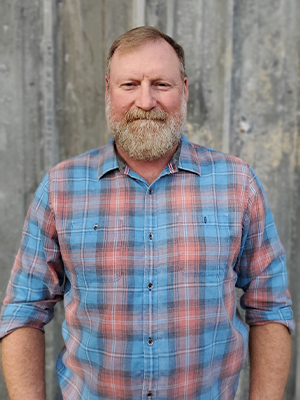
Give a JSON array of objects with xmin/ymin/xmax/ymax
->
[
  {"xmin": 0, "ymin": 174, "xmax": 64, "ymax": 338},
  {"xmin": 235, "ymin": 166, "xmax": 294, "ymax": 332}
]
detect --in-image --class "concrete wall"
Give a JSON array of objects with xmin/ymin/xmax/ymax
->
[{"xmin": 0, "ymin": 1, "xmax": 299, "ymax": 399}]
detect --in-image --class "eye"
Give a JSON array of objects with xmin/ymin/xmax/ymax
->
[
  {"xmin": 154, "ymin": 82, "xmax": 171, "ymax": 90},
  {"xmin": 121, "ymin": 82, "xmax": 137, "ymax": 90}
]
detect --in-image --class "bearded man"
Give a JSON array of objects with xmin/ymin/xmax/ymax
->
[{"xmin": 0, "ymin": 26, "xmax": 294, "ymax": 400}]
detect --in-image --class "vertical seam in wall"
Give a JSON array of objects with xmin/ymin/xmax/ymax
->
[
  {"xmin": 292, "ymin": 0, "xmax": 300, "ymax": 394},
  {"xmin": 166, "ymin": 0, "xmax": 174, "ymax": 37},
  {"xmin": 133, "ymin": 0, "xmax": 145, "ymax": 28},
  {"xmin": 42, "ymin": 0, "xmax": 58, "ymax": 173},
  {"xmin": 222, "ymin": 0, "xmax": 234, "ymax": 155},
  {"xmin": 19, "ymin": 1, "xmax": 27, "ymax": 219}
]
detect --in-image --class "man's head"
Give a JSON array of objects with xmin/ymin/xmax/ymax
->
[
  {"xmin": 105, "ymin": 26, "xmax": 189, "ymax": 162},
  {"xmin": 106, "ymin": 26, "xmax": 187, "ymax": 83}
]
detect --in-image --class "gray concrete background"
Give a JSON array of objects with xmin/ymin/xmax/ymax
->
[{"xmin": 0, "ymin": 1, "xmax": 299, "ymax": 399}]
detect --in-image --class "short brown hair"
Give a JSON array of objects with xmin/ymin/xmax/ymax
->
[{"xmin": 106, "ymin": 26, "xmax": 186, "ymax": 81}]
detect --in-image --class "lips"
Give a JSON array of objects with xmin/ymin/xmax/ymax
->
[
  {"xmin": 125, "ymin": 109, "xmax": 168, "ymax": 123},
  {"xmin": 128, "ymin": 117, "xmax": 165, "ymax": 122}
]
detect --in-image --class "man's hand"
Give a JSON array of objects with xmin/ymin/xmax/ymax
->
[
  {"xmin": 249, "ymin": 322, "xmax": 291, "ymax": 400},
  {"xmin": 1, "ymin": 327, "xmax": 46, "ymax": 400}
]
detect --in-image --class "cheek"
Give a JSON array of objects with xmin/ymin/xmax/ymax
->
[
  {"xmin": 157, "ymin": 90, "xmax": 183, "ymax": 113},
  {"xmin": 163, "ymin": 97, "xmax": 183, "ymax": 114},
  {"xmin": 110, "ymin": 95, "xmax": 132, "ymax": 117}
]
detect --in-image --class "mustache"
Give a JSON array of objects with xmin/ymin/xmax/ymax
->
[{"xmin": 125, "ymin": 108, "xmax": 168, "ymax": 123}]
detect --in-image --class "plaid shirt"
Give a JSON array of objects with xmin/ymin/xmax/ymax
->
[{"xmin": 0, "ymin": 135, "xmax": 294, "ymax": 400}]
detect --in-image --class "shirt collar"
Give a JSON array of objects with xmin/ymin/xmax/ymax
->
[
  {"xmin": 98, "ymin": 139, "xmax": 119, "ymax": 179},
  {"xmin": 178, "ymin": 135, "xmax": 201, "ymax": 176},
  {"xmin": 97, "ymin": 135, "xmax": 201, "ymax": 180}
]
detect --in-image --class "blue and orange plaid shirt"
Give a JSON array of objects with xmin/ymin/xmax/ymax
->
[{"xmin": 0, "ymin": 135, "xmax": 294, "ymax": 399}]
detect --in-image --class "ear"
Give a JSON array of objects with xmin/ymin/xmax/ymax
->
[
  {"xmin": 105, "ymin": 76, "xmax": 109, "ymax": 102},
  {"xmin": 183, "ymin": 77, "xmax": 189, "ymax": 103}
]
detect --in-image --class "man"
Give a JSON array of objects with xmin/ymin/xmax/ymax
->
[{"xmin": 0, "ymin": 26, "xmax": 294, "ymax": 400}]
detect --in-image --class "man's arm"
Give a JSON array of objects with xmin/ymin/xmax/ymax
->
[
  {"xmin": 249, "ymin": 322, "xmax": 291, "ymax": 400},
  {"xmin": 1, "ymin": 327, "xmax": 46, "ymax": 400}
]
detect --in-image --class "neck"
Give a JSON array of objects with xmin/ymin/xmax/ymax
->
[{"xmin": 116, "ymin": 144, "xmax": 178, "ymax": 185}]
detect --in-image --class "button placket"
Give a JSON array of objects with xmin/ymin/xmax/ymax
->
[{"xmin": 143, "ymin": 184, "xmax": 157, "ymax": 392}]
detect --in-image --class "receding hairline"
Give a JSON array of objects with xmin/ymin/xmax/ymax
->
[
  {"xmin": 110, "ymin": 37, "xmax": 176, "ymax": 58},
  {"xmin": 106, "ymin": 26, "xmax": 186, "ymax": 81}
]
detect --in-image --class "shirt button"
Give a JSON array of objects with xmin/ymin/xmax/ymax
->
[
  {"xmin": 149, "ymin": 188, "xmax": 153, "ymax": 195},
  {"xmin": 147, "ymin": 338, "xmax": 154, "ymax": 346},
  {"xmin": 148, "ymin": 232, "xmax": 153, "ymax": 240},
  {"xmin": 147, "ymin": 392, "xmax": 152, "ymax": 398},
  {"xmin": 147, "ymin": 283, "xmax": 153, "ymax": 290}
]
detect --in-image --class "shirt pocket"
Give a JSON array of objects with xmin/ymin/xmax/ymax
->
[
  {"xmin": 69, "ymin": 219, "xmax": 123, "ymax": 286},
  {"xmin": 177, "ymin": 212, "xmax": 230, "ymax": 278}
]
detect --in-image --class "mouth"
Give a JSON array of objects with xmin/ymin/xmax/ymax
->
[
  {"xmin": 125, "ymin": 109, "xmax": 168, "ymax": 124},
  {"xmin": 127, "ymin": 117, "xmax": 166, "ymax": 123}
]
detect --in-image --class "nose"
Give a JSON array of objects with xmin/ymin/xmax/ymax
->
[{"xmin": 135, "ymin": 83, "xmax": 157, "ymax": 110}]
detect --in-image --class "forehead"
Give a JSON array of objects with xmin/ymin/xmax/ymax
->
[{"xmin": 109, "ymin": 40, "xmax": 182, "ymax": 80}]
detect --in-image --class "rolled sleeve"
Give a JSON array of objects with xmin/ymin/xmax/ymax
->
[
  {"xmin": 0, "ymin": 174, "xmax": 64, "ymax": 338},
  {"xmin": 235, "ymin": 167, "xmax": 294, "ymax": 332}
]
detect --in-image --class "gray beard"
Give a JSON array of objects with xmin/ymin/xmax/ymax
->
[{"xmin": 106, "ymin": 97, "xmax": 186, "ymax": 162}]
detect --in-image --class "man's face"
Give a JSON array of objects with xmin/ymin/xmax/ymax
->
[{"xmin": 105, "ymin": 40, "xmax": 189, "ymax": 161}]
